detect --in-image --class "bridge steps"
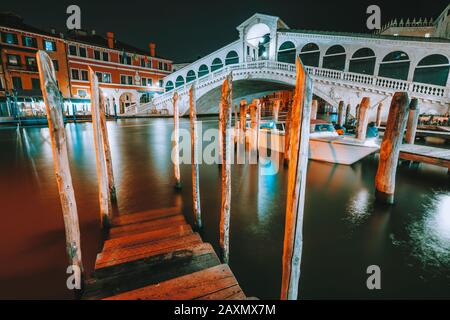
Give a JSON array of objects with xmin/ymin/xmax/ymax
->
[{"xmin": 83, "ymin": 207, "xmax": 246, "ymax": 300}]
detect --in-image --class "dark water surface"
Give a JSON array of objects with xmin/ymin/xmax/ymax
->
[{"xmin": 0, "ymin": 118, "xmax": 449, "ymax": 299}]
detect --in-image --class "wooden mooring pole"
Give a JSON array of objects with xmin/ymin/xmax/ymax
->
[
  {"xmin": 273, "ymin": 99, "xmax": 280, "ymax": 122},
  {"xmin": 310, "ymin": 99, "xmax": 318, "ymax": 120},
  {"xmin": 281, "ymin": 58, "xmax": 312, "ymax": 300},
  {"xmin": 345, "ymin": 104, "xmax": 351, "ymax": 126},
  {"xmin": 376, "ymin": 102, "xmax": 383, "ymax": 127},
  {"xmin": 89, "ymin": 67, "xmax": 111, "ymax": 227},
  {"xmin": 375, "ymin": 92, "xmax": 410, "ymax": 204},
  {"xmin": 405, "ymin": 98, "xmax": 419, "ymax": 145},
  {"xmin": 355, "ymin": 97, "xmax": 370, "ymax": 140},
  {"xmin": 337, "ymin": 100, "xmax": 344, "ymax": 127},
  {"xmin": 234, "ymin": 104, "xmax": 239, "ymax": 144},
  {"xmin": 172, "ymin": 92, "xmax": 181, "ymax": 189},
  {"xmin": 219, "ymin": 73, "xmax": 233, "ymax": 263},
  {"xmin": 239, "ymin": 100, "xmax": 247, "ymax": 145},
  {"xmin": 284, "ymin": 101, "xmax": 292, "ymax": 166},
  {"xmin": 189, "ymin": 85, "xmax": 202, "ymax": 229},
  {"xmin": 36, "ymin": 50, "xmax": 84, "ymax": 277}
]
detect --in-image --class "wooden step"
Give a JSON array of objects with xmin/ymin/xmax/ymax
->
[
  {"xmin": 104, "ymin": 264, "xmax": 245, "ymax": 300},
  {"xmin": 109, "ymin": 214, "xmax": 186, "ymax": 239},
  {"xmin": 95, "ymin": 233, "xmax": 203, "ymax": 270},
  {"xmin": 111, "ymin": 206, "xmax": 181, "ymax": 227},
  {"xmin": 83, "ymin": 243, "xmax": 220, "ymax": 300},
  {"xmin": 103, "ymin": 224, "xmax": 193, "ymax": 252}
]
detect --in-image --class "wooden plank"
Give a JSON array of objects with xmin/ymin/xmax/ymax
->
[
  {"xmin": 109, "ymin": 214, "xmax": 186, "ymax": 238},
  {"xmin": 111, "ymin": 206, "xmax": 181, "ymax": 227},
  {"xmin": 102, "ymin": 224, "xmax": 193, "ymax": 252},
  {"xmin": 281, "ymin": 57, "xmax": 312, "ymax": 300},
  {"xmin": 103, "ymin": 264, "xmax": 244, "ymax": 300},
  {"xmin": 84, "ymin": 243, "xmax": 220, "ymax": 300},
  {"xmin": 36, "ymin": 50, "xmax": 83, "ymax": 274},
  {"xmin": 399, "ymin": 144, "xmax": 450, "ymax": 168},
  {"xmin": 220, "ymin": 73, "xmax": 232, "ymax": 263},
  {"xmin": 95, "ymin": 233, "xmax": 203, "ymax": 269},
  {"xmin": 196, "ymin": 285, "xmax": 246, "ymax": 300}
]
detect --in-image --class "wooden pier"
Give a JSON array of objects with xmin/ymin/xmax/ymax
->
[
  {"xmin": 399, "ymin": 144, "xmax": 450, "ymax": 170},
  {"xmin": 83, "ymin": 206, "xmax": 246, "ymax": 300}
]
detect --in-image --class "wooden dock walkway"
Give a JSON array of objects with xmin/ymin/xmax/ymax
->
[
  {"xmin": 82, "ymin": 207, "xmax": 246, "ymax": 300},
  {"xmin": 399, "ymin": 144, "xmax": 450, "ymax": 170}
]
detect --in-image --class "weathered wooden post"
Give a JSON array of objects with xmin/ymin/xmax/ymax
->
[
  {"xmin": 355, "ymin": 103, "xmax": 360, "ymax": 122},
  {"xmin": 355, "ymin": 97, "xmax": 370, "ymax": 140},
  {"xmin": 310, "ymin": 99, "xmax": 318, "ymax": 120},
  {"xmin": 405, "ymin": 98, "xmax": 419, "ymax": 144},
  {"xmin": 375, "ymin": 92, "xmax": 410, "ymax": 205},
  {"xmin": 172, "ymin": 92, "xmax": 181, "ymax": 189},
  {"xmin": 376, "ymin": 102, "xmax": 383, "ymax": 127},
  {"xmin": 249, "ymin": 101, "xmax": 257, "ymax": 151},
  {"xmin": 98, "ymin": 90, "xmax": 116, "ymax": 201},
  {"xmin": 284, "ymin": 102, "xmax": 292, "ymax": 166},
  {"xmin": 256, "ymin": 99, "xmax": 261, "ymax": 154},
  {"xmin": 218, "ymin": 95, "xmax": 224, "ymax": 165},
  {"xmin": 345, "ymin": 104, "xmax": 351, "ymax": 126},
  {"xmin": 89, "ymin": 67, "xmax": 111, "ymax": 227},
  {"xmin": 273, "ymin": 99, "xmax": 280, "ymax": 122},
  {"xmin": 36, "ymin": 50, "xmax": 84, "ymax": 280},
  {"xmin": 239, "ymin": 99, "xmax": 247, "ymax": 145},
  {"xmin": 189, "ymin": 85, "xmax": 202, "ymax": 229},
  {"xmin": 281, "ymin": 57, "xmax": 312, "ymax": 300},
  {"xmin": 337, "ymin": 100, "xmax": 345, "ymax": 126},
  {"xmin": 219, "ymin": 73, "xmax": 233, "ymax": 263},
  {"xmin": 234, "ymin": 104, "xmax": 239, "ymax": 144}
]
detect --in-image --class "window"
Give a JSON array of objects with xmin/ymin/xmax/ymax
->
[
  {"xmin": 71, "ymin": 69, "xmax": 80, "ymax": 80},
  {"xmin": 79, "ymin": 47, "xmax": 87, "ymax": 57},
  {"xmin": 158, "ymin": 61, "xmax": 163, "ymax": 70},
  {"xmin": 2, "ymin": 32, "xmax": 18, "ymax": 45},
  {"xmin": 77, "ymin": 89, "xmax": 87, "ymax": 98},
  {"xmin": 141, "ymin": 58, "xmax": 146, "ymax": 67},
  {"xmin": 31, "ymin": 78, "xmax": 40, "ymax": 90},
  {"xmin": 7, "ymin": 54, "xmax": 20, "ymax": 66},
  {"xmin": 96, "ymin": 72, "xmax": 103, "ymax": 82},
  {"xmin": 142, "ymin": 78, "xmax": 146, "ymax": 86},
  {"xmin": 69, "ymin": 44, "xmax": 77, "ymax": 56},
  {"xmin": 120, "ymin": 75, "xmax": 133, "ymax": 85},
  {"xmin": 102, "ymin": 52, "xmax": 109, "ymax": 61},
  {"xmin": 146, "ymin": 78, "xmax": 152, "ymax": 86},
  {"xmin": 81, "ymin": 70, "xmax": 88, "ymax": 81},
  {"xmin": 12, "ymin": 77, "xmax": 22, "ymax": 90},
  {"xmin": 158, "ymin": 79, "xmax": 163, "ymax": 88},
  {"xmin": 26, "ymin": 56, "xmax": 37, "ymax": 71},
  {"xmin": 120, "ymin": 55, "xmax": 131, "ymax": 65},
  {"xmin": 277, "ymin": 41, "xmax": 296, "ymax": 64},
  {"xmin": 22, "ymin": 36, "xmax": 37, "ymax": 48},
  {"xmin": 52, "ymin": 60, "xmax": 59, "ymax": 71},
  {"xmin": 94, "ymin": 50, "xmax": 101, "ymax": 60},
  {"xmin": 103, "ymin": 73, "xmax": 111, "ymax": 83},
  {"xmin": 44, "ymin": 40, "xmax": 56, "ymax": 51}
]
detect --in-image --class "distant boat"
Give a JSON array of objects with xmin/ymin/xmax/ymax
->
[{"xmin": 237, "ymin": 119, "xmax": 380, "ymax": 165}]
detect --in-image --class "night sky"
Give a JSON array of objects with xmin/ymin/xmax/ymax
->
[{"xmin": 1, "ymin": 0, "xmax": 448, "ymax": 62}]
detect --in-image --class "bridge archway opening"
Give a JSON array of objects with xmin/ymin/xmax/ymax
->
[
  {"xmin": 198, "ymin": 64, "xmax": 209, "ymax": 78},
  {"xmin": 378, "ymin": 51, "xmax": 410, "ymax": 80},
  {"xmin": 119, "ymin": 92, "xmax": 134, "ymax": 113},
  {"xmin": 211, "ymin": 58, "xmax": 224, "ymax": 72},
  {"xmin": 299, "ymin": 43, "xmax": 320, "ymax": 67},
  {"xmin": 245, "ymin": 23, "xmax": 271, "ymax": 61},
  {"xmin": 165, "ymin": 81, "xmax": 174, "ymax": 92},
  {"xmin": 175, "ymin": 76, "xmax": 185, "ymax": 88},
  {"xmin": 277, "ymin": 41, "xmax": 296, "ymax": 64},
  {"xmin": 413, "ymin": 54, "xmax": 450, "ymax": 86},
  {"xmin": 349, "ymin": 48, "xmax": 376, "ymax": 75},
  {"xmin": 186, "ymin": 70, "xmax": 196, "ymax": 83},
  {"xmin": 225, "ymin": 51, "xmax": 239, "ymax": 65},
  {"xmin": 323, "ymin": 45, "xmax": 346, "ymax": 71}
]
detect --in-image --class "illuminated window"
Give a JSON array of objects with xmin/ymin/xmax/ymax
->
[
  {"xmin": 22, "ymin": 36, "xmax": 37, "ymax": 48},
  {"xmin": 7, "ymin": 54, "xmax": 20, "ymax": 66},
  {"xmin": 2, "ymin": 32, "xmax": 18, "ymax": 45},
  {"xmin": 103, "ymin": 73, "xmax": 111, "ymax": 83},
  {"xmin": 44, "ymin": 40, "xmax": 56, "ymax": 51}
]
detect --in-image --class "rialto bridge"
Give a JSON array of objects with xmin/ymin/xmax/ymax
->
[{"xmin": 129, "ymin": 13, "xmax": 450, "ymax": 121}]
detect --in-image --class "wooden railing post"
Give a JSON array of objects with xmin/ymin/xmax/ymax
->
[
  {"xmin": 189, "ymin": 86, "xmax": 202, "ymax": 229},
  {"xmin": 375, "ymin": 92, "xmax": 410, "ymax": 204},
  {"xmin": 172, "ymin": 92, "xmax": 181, "ymax": 189},
  {"xmin": 337, "ymin": 100, "xmax": 344, "ymax": 126},
  {"xmin": 281, "ymin": 58, "xmax": 312, "ymax": 300},
  {"xmin": 405, "ymin": 98, "xmax": 419, "ymax": 144},
  {"xmin": 376, "ymin": 102, "xmax": 383, "ymax": 127},
  {"xmin": 89, "ymin": 67, "xmax": 111, "ymax": 228},
  {"xmin": 220, "ymin": 73, "xmax": 233, "ymax": 263},
  {"xmin": 36, "ymin": 50, "xmax": 84, "ymax": 280},
  {"xmin": 355, "ymin": 97, "xmax": 370, "ymax": 140}
]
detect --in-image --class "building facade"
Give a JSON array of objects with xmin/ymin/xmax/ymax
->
[{"xmin": 0, "ymin": 12, "xmax": 173, "ymax": 118}]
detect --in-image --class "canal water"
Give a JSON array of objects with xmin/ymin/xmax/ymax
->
[{"xmin": 0, "ymin": 118, "xmax": 449, "ymax": 299}]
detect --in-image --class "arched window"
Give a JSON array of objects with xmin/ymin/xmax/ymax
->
[
  {"xmin": 198, "ymin": 64, "xmax": 209, "ymax": 78},
  {"xmin": 349, "ymin": 48, "xmax": 376, "ymax": 75},
  {"xmin": 413, "ymin": 54, "xmax": 450, "ymax": 86},
  {"xmin": 298, "ymin": 43, "xmax": 320, "ymax": 67},
  {"xmin": 225, "ymin": 51, "xmax": 239, "ymax": 65},
  {"xmin": 378, "ymin": 51, "xmax": 410, "ymax": 80},
  {"xmin": 175, "ymin": 75, "xmax": 184, "ymax": 88},
  {"xmin": 322, "ymin": 45, "xmax": 346, "ymax": 71},
  {"xmin": 186, "ymin": 70, "xmax": 196, "ymax": 83},
  {"xmin": 211, "ymin": 58, "xmax": 223, "ymax": 72},
  {"xmin": 165, "ymin": 81, "xmax": 174, "ymax": 92},
  {"xmin": 277, "ymin": 41, "xmax": 296, "ymax": 64}
]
